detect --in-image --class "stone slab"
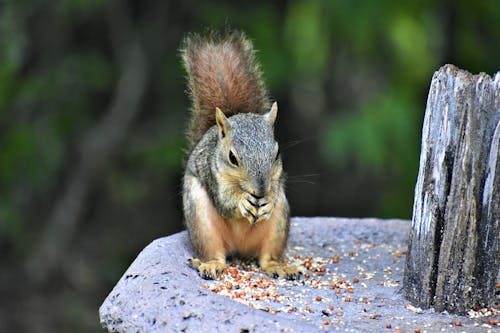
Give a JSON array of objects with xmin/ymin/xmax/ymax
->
[{"xmin": 99, "ymin": 218, "xmax": 499, "ymax": 332}]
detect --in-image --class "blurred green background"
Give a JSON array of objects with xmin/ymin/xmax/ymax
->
[{"xmin": 0, "ymin": 0, "xmax": 498, "ymax": 332}]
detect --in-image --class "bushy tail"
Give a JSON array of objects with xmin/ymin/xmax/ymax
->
[{"xmin": 181, "ymin": 30, "xmax": 270, "ymax": 145}]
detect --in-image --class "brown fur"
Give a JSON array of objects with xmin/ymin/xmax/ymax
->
[
  {"xmin": 184, "ymin": 173, "xmax": 289, "ymax": 263},
  {"xmin": 181, "ymin": 30, "xmax": 270, "ymax": 146}
]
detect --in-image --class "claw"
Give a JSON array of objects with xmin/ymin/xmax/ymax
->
[
  {"xmin": 187, "ymin": 258, "xmax": 202, "ymax": 269},
  {"xmin": 191, "ymin": 260, "xmax": 225, "ymax": 280},
  {"xmin": 262, "ymin": 261, "xmax": 301, "ymax": 280}
]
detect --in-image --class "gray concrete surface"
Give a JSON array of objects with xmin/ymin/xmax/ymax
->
[{"xmin": 99, "ymin": 217, "xmax": 499, "ymax": 332}]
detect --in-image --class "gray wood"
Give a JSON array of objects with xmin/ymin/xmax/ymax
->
[{"xmin": 404, "ymin": 64, "xmax": 500, "ymax": 313}]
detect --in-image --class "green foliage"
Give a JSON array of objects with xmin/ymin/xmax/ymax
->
[
  {"xmin": 62, "ymin": 0, "xmax": 108, "ymax": 14},
  {"xmin": 0, "ymin": 198, "xmax": 22, "ymax": 238},
  {"xmin": 129, "ymin": 135, "xmax": 185, "ymax": 173},
  {"xmin": 0, "ymin": 4, "xmax": 26, "ymax": 113},
  {"xmin": 387, "ymin": 12, "xmax": 435, "ymax": 81},
  {"xmin": 1, "ymin": 0, "xmax": 497, "ymax": 226},
  {"xmin": 284, "ymin": 2, "xmax": 330, "ymax": 76},
  {"xmin": 0, "ymin": 126, "xmax": 41, "ymax": 185},
  {"xmin": 324, "ymin": 91, "xmax": 420, "ymax": 217}
]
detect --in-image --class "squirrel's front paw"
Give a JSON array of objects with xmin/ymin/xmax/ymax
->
[
  {"xmin": 239, "ymin": 194, "xmax": 273, "ymax": 224},
  {"xmin": 262, "ymin": 261, "xmax": 302, "ymax": 280},
  {"xmin": 188, "ymin": 258, "xmax": 225, "ymax": 280}
]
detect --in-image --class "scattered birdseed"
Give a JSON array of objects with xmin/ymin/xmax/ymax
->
[
  {"xmin": 468, "ymin": 306, "xmax": 500, "ymax": 318},
  {"xmin": 196, "ymin": 241, "xmax": 498, "ymax": 331},
  {"xmin": 404, "ymin": 303, "xmax": 423, "ymax": 314}
]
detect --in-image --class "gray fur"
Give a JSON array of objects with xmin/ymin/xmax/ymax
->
[{"xmin": 185, "ymin": 112, "xmax": 283, "ymax": 219}]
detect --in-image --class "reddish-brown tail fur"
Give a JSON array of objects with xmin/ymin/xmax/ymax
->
[{"xmin": 181, "ymin": 30, "xmax": 270, "ymax": 145}]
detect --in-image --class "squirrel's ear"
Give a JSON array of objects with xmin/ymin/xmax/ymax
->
[
  {"xmin": 264, "ymin": 102, "xmax": 278, "ymax": 127},
  {"xmin": 215, "ymin": 107, "xmax": 231, "ymax": 139}
]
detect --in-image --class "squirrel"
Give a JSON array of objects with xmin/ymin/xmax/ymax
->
[{"xmin": 180, "ymin": 30, "xmax": 300, "ymax": 280}]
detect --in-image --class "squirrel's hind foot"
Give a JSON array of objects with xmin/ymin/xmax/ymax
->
[
  {"xmin": 188, "ymin": 258, "xmax": 225, "ymax": 280},
  {"xmin": 261, "ymin": 261, "xmax": 302, "ymax": 280}
]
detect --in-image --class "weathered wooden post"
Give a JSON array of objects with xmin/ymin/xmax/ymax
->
[{"xmin": 404, "ymin": 64, "xmax": 499, "ymax": 313}]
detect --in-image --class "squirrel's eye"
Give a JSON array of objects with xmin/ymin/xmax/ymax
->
[{"xmin": 229, "ymin": 150, "xmax": 238, "ymax": 166}]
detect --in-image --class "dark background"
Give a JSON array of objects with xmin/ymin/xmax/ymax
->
[{"xmin": 0, "ymin": 1, "xmax": 498, "ymax": 332}]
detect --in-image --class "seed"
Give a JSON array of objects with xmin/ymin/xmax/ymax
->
[
  {"xmin": 353, "ymin": 277, "xmax": 360, "ymax": 283},
  {"xmin": 414, "ymin": 328, "xmax": 421, "ymax": 333},
  {"xmin": 305, "ymin": 306, "xmax": 312, "ymax": 312},
  {"xmin": 453, "ymin": 321, "xmax": 462, "ymax": 326},
  {"xmin": 395, "ymin": 329, "xmax": 401, "ymax": 333},
  {"xmin": 344, "ymin": 296, "xmax": 351, "ymax": 302},
  {"xmin": 319, "ymin": 267, "xmax": 326, "ymax": 272},
  {"xmin": 263, "ymin": 306, "xmax": 270, "ymax": 312},
  {"xmin": 328, "ymin": 305, "xmax": 334, "ymax": 311},
  {"xmin": 336, "ymin": 311, "xmax": 343, "ymax": 317},
  {"xmin": 316, "ymin": 295, "xmax": 323, "ymax": 301},
  {"xmin": 335, "ymin": 289, "xmax": 341, "ymax": 294},
  {"xmin": 347, "ymin": 288, "xmax": 354, "ymax": 293},
  {"xmin": 332, "ymin": 255, "xmax": 340, "ymax": 264},
  {"xmin": 386, "ymin": 323, "xmax": 392, "ymax": 329},
  {"xmin": 304, "ymin": 273, "xmax": 311, "ymax": 278},
  {"xmin": 369, "ymin": 314, "xmax": 376, "ymax": 319},
  {"xmin": 488, "ymin": 319, "xmax": 498, "ymax": 326},
  {"xmin": 323, "ymin": 320, "xmax": 329, "ymax": 325}
]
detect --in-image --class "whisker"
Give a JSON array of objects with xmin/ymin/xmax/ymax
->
[
  {"xmin": 287, "ymin": 179, "xmax": 316, "ymax": 185},
  {"xmin": 287, "ymin": 173, "xmax": 320, "ymax": 179},
  {"xmin": 280, "ymin": 137, "xmax": 315, "ymax": 151}
]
